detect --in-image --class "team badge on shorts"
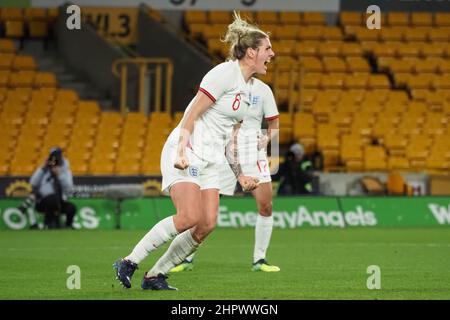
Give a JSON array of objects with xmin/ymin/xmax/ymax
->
[{"xmin": 189, "ymin": 166, "xmax": 199, "ymax": 177}]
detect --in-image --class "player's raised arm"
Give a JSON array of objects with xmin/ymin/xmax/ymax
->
[{"xmin": 174, "ymin": 91, "xmax": 215, "ymax": 170}]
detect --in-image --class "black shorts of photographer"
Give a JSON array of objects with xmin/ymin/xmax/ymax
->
[{"xmin": 35, "ymin": 195, "xmax": 76, "ymax": 229}]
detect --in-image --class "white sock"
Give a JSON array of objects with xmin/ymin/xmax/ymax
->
[
  {"xmin": 147, "ymin": 229, "xmax": 199, "ymax": 277},
  {"xmin": 253, "ymin": 215, "xmax": 274, "ymax": 263},
  {"xmin": 125, "ymin": 216, "xmax": 178, "ymax": 264}
]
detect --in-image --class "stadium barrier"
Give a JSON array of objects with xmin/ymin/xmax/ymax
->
[{"xmin": 1, "ymin": 196, "xmax": 450, "ymax": 230}]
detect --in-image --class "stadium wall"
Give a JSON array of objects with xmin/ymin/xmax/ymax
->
[
  {"xmin": 1, "ymin": 197, "xmax": 450, "ymax": 230},
  {"xmin": 136, "ymin": 6, "xmax": 212, "ymax": 112},
  {"xmin": 341, "ymin": 0, "xmax": 450, "ymax": 12},
  {"xmin": 56, "ymin": 4, "xmax": 136, "ymax": 108}
]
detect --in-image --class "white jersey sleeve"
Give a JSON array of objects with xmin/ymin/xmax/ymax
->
[
  {"xmin": 261, "ymin": 83, "xmax": 279, "ymax": 120},
  {"xmin": 198, "ymin": 62, "xmax": 236, "ymax": 102}
]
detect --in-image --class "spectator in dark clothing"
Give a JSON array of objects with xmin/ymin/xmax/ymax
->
[
  {"xmin": 28, "ymin": 147, "xmax": 76, "ymax": 229},
  {"xmin": 273, "ymin": 143, "xmax": 314, "ymax": 195}
]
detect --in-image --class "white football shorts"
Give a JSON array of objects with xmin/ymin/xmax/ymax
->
[
  {"xmin": 160, "ymin": 140, "xmax": 220, "ymax": 193},
  {"xmin": 219, "ymin": 149, "xmax": 272, "ymax": 196}
]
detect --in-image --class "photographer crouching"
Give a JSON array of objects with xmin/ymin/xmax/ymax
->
[{"xmin": 26, "ymin": 147, "xmax": 76, "ymax": 229}]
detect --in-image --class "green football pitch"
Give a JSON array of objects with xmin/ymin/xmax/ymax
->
[{"xmin": 1, "ymin": 227, "xmax": 449, "ymax": 300}]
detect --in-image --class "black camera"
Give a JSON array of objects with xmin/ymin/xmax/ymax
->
[{"xmin": 46, "ymin": 147, "xmax": 63, "ymax": 168}]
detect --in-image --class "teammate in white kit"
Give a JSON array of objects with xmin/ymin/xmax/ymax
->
[
  {"xmin": 170, "ymin": 79, "xmax": 281, "ymax": 273},
  {"xmin": 113, "ymin": 12, "xmax": 275, "ymax": 290}
]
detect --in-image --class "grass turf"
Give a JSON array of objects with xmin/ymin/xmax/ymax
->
[{"xmin": 0, "ymin": 227, "xmax": 449, "ymax": 300}]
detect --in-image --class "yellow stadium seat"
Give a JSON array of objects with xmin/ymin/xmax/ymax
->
[
  {"xmin": 9, "ymin": 87, "xmax": 32, "ymax": 100},
  {"xmin": 24, "ymin": 8, "xmax": 46, "ymax": 21},
  {"xmin": 279, "ymin": 12, "xmax": 301, "ymax": 25},
  {"xmin": 414, "ymin": 58, "xmax": 438, "ymax": 73},
  {"xmin": 387, "ymin": 157, "xmax": 410, "ymax": 171},
  {"xmin": 323, "ymin": 27, "xmax": 343, "ymax": 41},
  {"xmin": 274, "ymin": 25, "xmax": 298, "ymax": 40},
  {"xmin": 396, "ymin": 43, "xmax": 420, "ymax": 57},
  {"xmin": 432, "ymin": 75, "xmax": 450, "ymax": 90},
  {"xmin": 184, "ymin": 11, "xmax": 207, "ymax": 24},
  {"xmin": 12, "ymin": 55, "xmax": 36, "ymax": 70},
  {"xmin": 208, "ymin": 11, "xmax": 231, "ymax": 24},
  {"xmin": 345, "ymin": 73, "xmax": 369, "ymax": 89},
  {"xmin": 115, "ymin": 161, "xmax": 141, "ymax": 175},
  {"xmin": 302, "ymin": 12, "xmax": 325, "ymax": 25},
  {"xmin": 421, "ymin": 44, "xmax": 444, "ymax": 57},
  {"xmin": 387, "ymin": 12, "xmax": 409, "ymax": 26},
  {"xmin": 0, "ymin": 70, "xmax": 10, "ymax": 86},
  {"xmin": 317, "ymin": 41, "xmax": 341, "ymax": 57},
  {"xmin": 1, "ymin": 8, "xmax": 24, "ymax": 20},
  {"xmin": 354, "ymin": 27, "xmax": 381, "ymax": 42},
  {"xmin": 368, "ymin": 75, "xmax": 390, "ymax": 89},
  {"xmin": 302, "ymin": 73, "xmax": 322, "ymax": 89},
  {"xmin": 89, "ymin": 161, "xmax": 115, "ymax": 175},
  {"xmin": 276, "ymin": 40, "xmax": 296, "ymax": 56},
  {"xmin": 294, "ymin": 41, "xmax": 319, "ymax": 57},
  {"xmin": 202, "ymin": 24, "xmax": 227, "ymax": 39},
  {"xmin": 77, "ymin": 100, "xmax": 100, "ymax": 114},
  {"xmin": 339, "ymin": 12, "xmax": 362, "ymax": 26},
  {"xmin": 188, "ymin": 23, "xmax": 206, "ymax": 38},
  {"xmin": 255, "ymin": 11, "xmax": 278, "ymax": 24},
  {"xmin": 70, "ymin": 163, "xmax": 89, "ymax": 175},
  {"xmin": 321, "ymin": 73, "xmax": 345, "ymax": 89},
  {"xmin": 341, "ymin": 146, "xmax": 363, "ymax": 171},
  {"xmin": 299, "ymin": 57, "xmax": 323, "ymax": 73},
  {"xmin": 9, "ymin": 163, "xmax": 36, "ymax": 176},
  {"xmin": 426, "ymin": 154, "xmax": 449, "ymax": 171},
  {"xmin": 387, "ymin": 59, "xmax": 414, "ymax": 73},
  {"xmin": 5, "ymin": 21, "xmax": 25, "ymax": 38},
  {"xmin": 406, "ymin": 73, "xmax": 434, "ymax": 90},
  {"xmin": 0, "ymin": 39, "xmax": 16, "ymax": 53},
  {"xmin": 411, "ymin": 12, "xmax": 432, "ymax": 26},
  {"xmin": 294, "ymin": 112, "xmax": 314, "ymax": 127},
  {"xmin": 428, "ymin": 28, "xmax": 448, "ymax": 42},
  {"xmin": 34, "ymin": 72, "xmax": 57, "ymax": 87},
  {"xmin": 323, "ymin": 57, "xmax": 347, "ymax": 73},
  {"xmin": 364, "ymin": 146, "xmax": 387, "ymax": 171},
  {"xmin": 141, "ymin": 162, "xmax": 161, "ymax": 175},
  {"xmin": 150, "ymin": 111, "xmax": 171, "ymax": 125},
  {"xmin": 55, "ymin": 89, "xmax": 78, "ymax": 103},
  {"xmin": 30, "ymin": 89, "xmax": 54, "ymax": 104},
  {"xmin": 380, "ymin": 27, "xmax": 404, "ymax": 42},
  {"xmin": 372, "ymin": 42, "xmax": 397, "ymax": 58},
  {"xmin": 346, "ymin": 57, "xmax": 370, "ymax": 73},
  {"xmin": 0, "ymin": 53, "xmax": 14, "ymax": 69},
  {"xmin": 298, "ymin": 26, "xmax": 323, "ymax": 41},
  {"xmin": 384, "ymin": 135, "xmax": 408, "ymax": 156},
  {"xmin": 404, "ymin": 27, "xmax": 428, "ymax": 42},
  {"xmin": 9, "ymin": 70, "xmax": 36, "ymax": 87},
  {"xmin": 406, "ymin": 141, "xmax": 429, "ymax": 168},
  {"xmin": 434, "ymin": 13, "xmax": 450, "ymax": 27},
  {"xmin": 340, "ymin": 43, "xmax": 363, "ymax": 57}
]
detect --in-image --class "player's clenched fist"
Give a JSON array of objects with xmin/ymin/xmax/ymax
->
[
  {"xmin": 238, "ymin": 176, "xmax": 259, "ymax": 192},
  {"xmin": 174, "ymin": 154, "xmax": 189, "ymax": 170}
]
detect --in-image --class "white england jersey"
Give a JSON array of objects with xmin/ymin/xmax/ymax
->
[
  {"xmin": 241, "ymin": 78, "xmax": 279, "ymax": 131},
  {"xmin": 236, "ymin": 78, "xmax": 279, "ymax": 165},
  {"xmin": 218, "ymin": 78, "xmax": 279, "ymax": 195},
  {"xmin": 168, "ymin": 60, "xmax": 253, "ymax": 163}
]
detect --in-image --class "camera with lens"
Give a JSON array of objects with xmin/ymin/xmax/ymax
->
[{"xmin": 45, "ymin": 148, "xmax": 63, "ymax": 170}]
